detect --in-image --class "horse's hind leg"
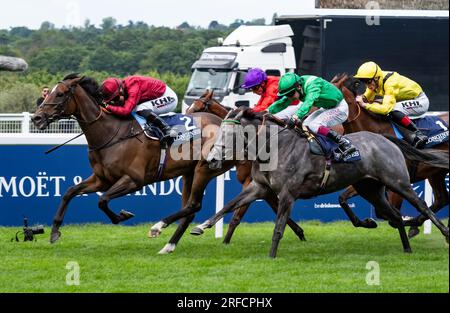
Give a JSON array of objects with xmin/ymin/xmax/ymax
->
[
  {"xmin": 407, "ymin": 173, "xmax": 449, "ymax": 231},
  {"xmin": 338, "ymin": 185, "xmax": 378, "ymax": 229},
  {"xmin": 98, "ymin": 175, "xmax": 139, "ymax": 224},
  {"xmin": 51, "ymin": 174, "xmax": 106, "ymax": 243},
  {"xmin": 386, "ymin": 192, "xmax": 421, "ymax": 238},
  {"xmin": 353, "ymin": 180, "xmax": 412, "ymax": 253},
  {"xmin": 387, "ymin": 179, "xmax": 449, "ymax": 241},
  {"xmin": 223, "ymin": 204, "xmax": 250, "ymax": 244}
]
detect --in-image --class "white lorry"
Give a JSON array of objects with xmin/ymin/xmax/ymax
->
[{"xmin": 181, "ymin": 25, "xmax": 296, "ymax": 112}]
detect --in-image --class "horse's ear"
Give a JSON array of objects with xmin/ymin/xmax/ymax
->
[
  {"xmin": 210, "ymin": 90, "xmax": 214, "ymax": 98},
  {"xmin": 202, "ymin": 89, "xmax": 209, "ymax": 98},
  {"xmin": 204, "ymin": 89, "xmax": 213, "ymax": 100},
  {"xmin": 69, "ymin": 75, "xmax": 85, "ymax": 86},
  {"xmin": 330, "ymin": 74, "xmax": 339, "ymax": 83}
]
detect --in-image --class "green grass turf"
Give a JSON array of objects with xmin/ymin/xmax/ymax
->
[{"xmin": 0, "ymin": 221, "xmax": 447, "ymax": 293}]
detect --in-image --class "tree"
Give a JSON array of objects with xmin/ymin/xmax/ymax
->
[
  {"xmin": 101, "ymin": 17, "xmax": 117, "ymax": 31},
  {"xmin": 40, "ymin": 21, "xmax": 55, "ymax": 31},
  {"xmin": 208, "ymin": 20, "xmax": 227, "ymax": 30},
  {"xmin": 245, "ymin": 18, "xmax": 266, "ymax": 26},
  {"xmin": 9, "ymin": 27, "xmax": 32, "ymax": 38},
  {"xmin": 229, "ymin": 19, "xmax": 244, "ymax": 29},
  {"xmin": 177, "ymin": 22, "xmax": 191, "ymax": 30},
  {"xmin": 271, "ymin": 13, "xmax": 278, "ymax": 25}
]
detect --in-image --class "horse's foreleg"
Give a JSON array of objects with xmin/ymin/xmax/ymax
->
[
  {"xmin": 191, "ymin": 181, "xmax": 266, "ymax": 236},
  {"xmin": 223, "ymin": 205, "xmax": 250, "ymax": 244},
  {"xmin": 98, "ymin": 175, "xmax": 139, "ymax": 224},
  {"xmin": 51, "ymin": 174, "xmax": 106, "ymax": 243},
  {"xmin": 223, "ymin": 175, "xmax": 251, "ymax": 244},
  {"xmin": 269, "ymin": 191, "xmax": 294, "ymax": 258},
  {"xmin": 338, "ymin": 186, "xmax": 378, "ymax": 228},
  {"xmin": 265, "ymin": 189, "xmax": 306, "ymax": 241},
  {"xmin": 154, "ymin": 175, "xmax": 193, "ymax": 254}
]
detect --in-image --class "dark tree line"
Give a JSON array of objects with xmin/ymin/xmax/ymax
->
[{"xmin": 0, "ymin": 17, "xmax": 268, "ymax": 76}]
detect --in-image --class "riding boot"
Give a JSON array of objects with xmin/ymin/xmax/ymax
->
[
  {"xmin": 389, "ymin": 111, "xmax": 428, "ymax": 149},
  {"xmin": 138, "ymin": 110, "xmax": 175, "ymax": 144},
  {"xmin": 326, "ymin": 129, "xmax": 357, "ymax": 156}
]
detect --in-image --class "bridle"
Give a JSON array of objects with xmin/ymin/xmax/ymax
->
[
  {"xmin": 340, "ymin": 78, "xmax": 362, "ymax": 124},
  {"xmin": 41, "ymin": 79, "xmax": 104, "ymax": 125},
  {"xmin": 192, "ymin": 97, "xmax": 214, "ymax": 112}
]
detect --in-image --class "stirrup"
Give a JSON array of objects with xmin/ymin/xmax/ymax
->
[{"xmin": 412, "ymin": 136, "xmax": 428, "ymax": 149}]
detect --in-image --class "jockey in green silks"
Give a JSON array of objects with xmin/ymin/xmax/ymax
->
[{"xmin": 268, "ymin": 72, "xmax": 356, "ymax": 156}]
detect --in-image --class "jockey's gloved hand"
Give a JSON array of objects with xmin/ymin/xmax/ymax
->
[{"xmin": 287, "ymin": 116, "xmax": 300, "ymax": 129}]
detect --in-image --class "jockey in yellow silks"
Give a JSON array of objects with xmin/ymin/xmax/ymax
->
[{"xmin": 354, "ymin": 61, "xmax": 429, "ymax": 148}]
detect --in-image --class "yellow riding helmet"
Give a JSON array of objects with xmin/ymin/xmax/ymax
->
[{"xmin": 354, "ymin": 61, "xmax": 382, "ymax": 80}]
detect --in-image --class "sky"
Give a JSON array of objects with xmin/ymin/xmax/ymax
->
[{"xmin": 0, "ymin": 0, "xmax": 317, "ymax": 30}]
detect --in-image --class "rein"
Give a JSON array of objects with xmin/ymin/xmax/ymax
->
[
  {"xmin": 46, "ymin": 79, "xmax": 140, "ymax": 153},
  {"xmin": 345, "ymin": 100, "xmax": 362, "ymax": 123}
]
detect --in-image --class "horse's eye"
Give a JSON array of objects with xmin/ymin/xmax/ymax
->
[{"xmin": 56, "ymin": 92, "xmax": 64, "ymax": 97}]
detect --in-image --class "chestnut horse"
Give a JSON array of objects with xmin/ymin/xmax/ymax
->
[
  {"xmin": 332, "ymin": 74, "xmax": 449, "ymax": 237},
  {"xmin": 32, "ymin": 74, "xmax": 244, "ymax": 254},
  {"xmin": 186, "ymin": 90, "xmax": 306, "ymax": 243}
]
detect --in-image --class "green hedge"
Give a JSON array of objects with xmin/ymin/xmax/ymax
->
[{"xmin": 0, "ymin": 70, "xmax": 189, "ymax": 113}]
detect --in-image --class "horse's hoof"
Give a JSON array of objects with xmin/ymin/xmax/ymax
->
[
  {"xmin": 299, "ymin": 234, "xmax": 307, "ymax": 241},
  {"xmin": 119, "ymin": 209, "xmax": 135, "ymax": 222},
  {"xmin": 404, "ymin": 247, "xmax": 412, "ymax": 253},
  {"xmin": 158, "ymin": 243, "xmax": 176, "ymax": 254},
  {"xmin": 362, "ymin": 218, "xmax": 378, "ymax": 229},
  {"xmin": 190, "ymin": 227, "xmax": 204, "ymax": 236},
  {"xmin": 148, "ymin": 228, "xmax": 161, "ymax": 238},
  {"xmin": 408, "ymin": 227, "xmax": 420, "ymax": 239},
  {"xmin": 148, "ymin": 221, "xmax": 166, "ymax": 238},
  {"xmin": 50, "ymin": 231, "xmax": 61, "ymax": 243}
]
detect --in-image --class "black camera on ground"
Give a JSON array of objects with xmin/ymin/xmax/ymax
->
[{"xmin": 12, "ymin": 217, "xmax": 45, "ymax": 242}]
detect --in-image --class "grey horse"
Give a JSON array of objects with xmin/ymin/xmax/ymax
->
[{"xmin": 191, "ymin": 109, "xmax": 449, "ymax": 258}]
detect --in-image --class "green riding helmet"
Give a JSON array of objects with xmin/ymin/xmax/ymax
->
[{"xmin": 277, "ymin": 72, "xmax": 301, "ymax": 97}]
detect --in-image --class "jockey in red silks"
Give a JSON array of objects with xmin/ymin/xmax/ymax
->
[
  {"xmin": 100, "ymin": 75, "xmax": 177, "ymax": 142},
  {"xmin": 241, "ymin": 68, "xmax": 300, "ymax": 120}
]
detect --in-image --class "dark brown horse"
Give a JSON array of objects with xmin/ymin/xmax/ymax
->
[
  {"xmin": 186, "ymin": 90, "xmax": 306, "ymax": 243},
  {"xmin": 332, "ymin": 74, "xmax": 449, "ymax": 237},
  {"xmin": 32, "ymin": 74, "xmax": 244, "ymax": 254}
]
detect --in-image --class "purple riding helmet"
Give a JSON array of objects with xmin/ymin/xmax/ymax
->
[{"xmin": 241, "ymin": 68, "xmax": 267, "ymax": 89}]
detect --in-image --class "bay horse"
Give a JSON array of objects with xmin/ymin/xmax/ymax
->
[
  {"xmin": 32, "ymin": 74, "xmax": 242, "ymax": 254},
  {"xmin": 191, "ymin": 108, "xmax": 449, "ymax": 257},
  {"xmin": 332, "ymin": 74, "xmax": 449, "ymax": 237},
  {"xmin": 186, "ymin": 90, "xmax": 306, "ymax": 243}
]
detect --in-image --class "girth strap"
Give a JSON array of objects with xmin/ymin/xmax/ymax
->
[
  {"xmin": 153, "ymin": 148, "xmax": 168, "ymax": 181},
  {"xmin": 320, "ymin": 159, "xmax": 332, "ymax": 191}
]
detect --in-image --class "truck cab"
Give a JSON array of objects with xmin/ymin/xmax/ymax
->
[{"xmin": 182, "ymin": 25, "xmax": 296, "ymax": 113}]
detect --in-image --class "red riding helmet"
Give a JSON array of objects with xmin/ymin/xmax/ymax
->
[{"xmin": 100, "ymin": 78, "xmax": 122, "ymax": 103}]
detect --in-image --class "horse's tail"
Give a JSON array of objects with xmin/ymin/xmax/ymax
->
[{"xmin": 384, "ymin": 135, "xmax": 449, "ymax": 170}]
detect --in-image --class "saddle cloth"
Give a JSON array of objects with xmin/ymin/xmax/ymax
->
[
  {"xmin": 392, "ymin": 115, "xmax": 449, "ymax": 149},
  {"xmin": 302, "ymin": 128, "xmax": 361, "ymax": 163},
  {"xmin": 132, "ymin": 112, "xmax": 201, "ymax": 147}
]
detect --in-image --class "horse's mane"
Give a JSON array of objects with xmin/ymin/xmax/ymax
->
[{"xmin": 63, "ymin": 73, "xmax": 103, "ymax": 105}]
